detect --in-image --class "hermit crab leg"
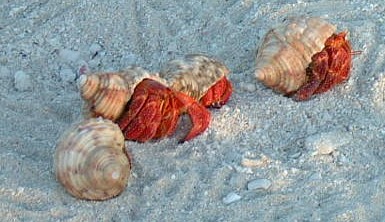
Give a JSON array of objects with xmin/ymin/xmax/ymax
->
[
  {"xmin": 154, "ymin": 93, "xmax": 179, "ymax": 139},
  {"xmin": 314, "ymin": 46, "xmax": 351, "ymax": 94},
  {"xmin": 174, "ymin": 91, "xmax": 211, "ymax": 142},
  {"xmin": 293, "ymin": 50, "xmax": 329, "ymax": 101},
  {"xmin": 121, "ymin": 94, "xmax": 163, "ymax": 142}
]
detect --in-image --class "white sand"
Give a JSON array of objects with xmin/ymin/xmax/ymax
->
[{"xmin": 1, "ymin": 0, "xmax": 385, "ymax": 221}]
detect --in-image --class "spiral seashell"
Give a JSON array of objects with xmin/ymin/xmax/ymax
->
[
  {"xmin": 78, "ymin": 66, "xmax": 165, "ymax": 121},
  {"xmin": 54, "ymin": 117, "xmax": 131, "ymax": 200},
  {"xmin": 159, "ymin": 54, "xmax": 230, "ymax": 100},
  {"xmin": 255, "ymin": 17, "xmax": 336, "ymax": 94}
]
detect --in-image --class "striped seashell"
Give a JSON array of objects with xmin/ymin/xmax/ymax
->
[
  {"xmin": 159, "ymin": 54, "xmax": 230, "ymax": 101},
  {"xmin": 54, "ymin": 117, "xmax": 131, "ymax": 200},
  {"xmin": 255, "ymin": 16, "xmax": 337, "ymax": 94},
  {"xmin": 78, "ymin": 66, "xmax": 165, "ymax": 121}
]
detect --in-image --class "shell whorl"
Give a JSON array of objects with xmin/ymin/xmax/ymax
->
[
  {"xmin": 159, "ymin": 54, "xmax": 230, "ymax": 100},
  {"xmin": 55, "ymin": 118, "xmax": 131, "ymax": 200},
  {"xmin": 78, "ymin": 66, "xmax": 165, "ymax": 121},
  {"xmin": 255, "ymin": 17, "xmax": 336, "ymax": 94}
]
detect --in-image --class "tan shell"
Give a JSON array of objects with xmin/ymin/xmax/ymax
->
[
  {"xmin": 54, "ymin": 117, "xmax": 131, "ymax": 200},
  {"xmin": 78, "ymin": 66, "xmax": 165, "ymax": 121},
  {"xmin": 159, "ymin": 54, "xmax": 230, "ymax": 100},
  {"xmin": 255, "ymin": 17, "xmax": 336, "ymax": 94}
]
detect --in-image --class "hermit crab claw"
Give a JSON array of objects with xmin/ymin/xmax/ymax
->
[{"xmin": 174, "ymin": 91, "xmax": 211, "ymax": 142}]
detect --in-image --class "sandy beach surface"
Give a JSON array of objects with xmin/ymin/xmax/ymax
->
[{"xmin": 1, "ymin": 0, "xmax": 385, "ymax": 221}]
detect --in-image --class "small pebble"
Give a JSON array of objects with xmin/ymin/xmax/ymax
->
[
  {"xmin": 222, "ymin": 192, "xmax": 242, "ymax": 204},
  {"xmin": 59, "ymin": 68, "xmax": 76, "ymax": 83},
  {"xmin": 247, "ymin": 178, "xmax": 272, "ymax": 190},
  {"xmin": 240, "ymin": 82, "xmax": 256, "ymax": 92},
  {"xmin": 309, "ymin": 172, "xmax": 322, "ymax": 181},
  {"xmin": 241, "ymin": 155, "xmax": 270, "ymax": 168},
  {"xmin": 89, "ymin": 43, "xmax": 102, "ymax": 55},
  {"xmin": 306, "ymin": 131, "xmax": 352, "ymax": 156},
  {"xmin": 59, "ymin": 49, "xmax": 80, "ymax": 63},
  {"xmin": 14, "ymin": 70, "xmax": 33, "ymax": 91}
]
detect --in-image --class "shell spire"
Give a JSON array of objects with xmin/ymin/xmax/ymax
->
[
  {"xmin": 255, "ymin": 17, "xmax": 336, "ymax": 94},
  {"xmin": 78, "ymin": 66, "xmax": 165, "ymax": 121}
]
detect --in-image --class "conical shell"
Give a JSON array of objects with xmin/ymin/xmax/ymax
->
[
  {"xmin": 55, "ymin": 117, "xmax": 131, "ymax": 200},
  {"xmin": 159, "ymin": 54, "xmax": 230, "ymax": 100},
  {"xmin": 78, "ymin": 66, "xmax": 165, "ymax": 121},
  {"xmin": 255, "ymin": 17, "xmax": 336, "ymax": 94}
]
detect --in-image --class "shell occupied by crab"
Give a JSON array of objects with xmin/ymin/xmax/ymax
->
[
  {"xmin": 160, "ymin": 54, "xmax": 233, "ymax": 108},
  {"xmin": 54, "ymin": 117, "xmax": 131, "ymax": 201},
  {"xmin": 255, "ymin": 16, "xmax": 337, "ymax": 95}
]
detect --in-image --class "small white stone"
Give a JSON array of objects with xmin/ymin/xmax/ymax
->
[
  {"xmin": 89, "ymin": 43, "xmax": 102, "ymax": 55},
  {"xmin": 241, "ymin": 155, "xmax": 270, "ymax": 168},
  {"xmin": 59, "ymin": 68, "xmax": 76, "ymax": 83},
  {"xmin": 306, "ymin": 131, "xmax": 352, "ymax": 156},
  {"xmin": 14, "ymin": 70, "xmax": 33, "ymax": 91},
  {"xmin": 59, "ymin": 49, "xmax": 80, "ymax": 63},
  {"xmin": 16, "ymin": 187, "xmax": 24, "ymax": 195},
  {"xmin": 240, "ymin": 82, "xmax": 256, "ymax": 92},
  {"xmin": 309, "ymin": 172, "xmax": 322, "ymax": 181},
  {"xmin": 247, "ymin": 178, "xmax": 272, "ymax": 190},
  {"xmin": 222, "ymin": 192, "xmax": 242, "ymax": 204}
]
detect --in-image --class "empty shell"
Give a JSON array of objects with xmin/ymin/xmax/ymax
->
[
  {"xmin": 255, "ymin": 17, "xmax": 336, "ymax": 94},
  {"xmin": 55, "ymin": 117, "xmax": 131, "ymax": 200},
  {"xmin": 159, "ymin": 54, "xmax": 230, "ymax": 100},
  {"xmin": 78, "ymin": 66, "xmax": 165, "ymax": 121}
]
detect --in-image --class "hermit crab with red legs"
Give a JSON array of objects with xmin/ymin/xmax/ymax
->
[
  {"xmin": 77, "ymin": 54, "xmax": 232, "ymax": 143},
  {"xmin": 255, "ymin": 16, "xmax": 360, "ymax": 101}
]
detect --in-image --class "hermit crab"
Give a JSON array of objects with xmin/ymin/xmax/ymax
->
[
  {"xmin": 54, "ymin": 117, "xmax": 131, "ymax": 200},
  {"xmin": 78, "ymin": 54, "xmax": 232, "ymax": 142},
  {"xmin": 255, "ymin": 16, "xmax": 336, "ymax": 95},
  {"xmin": 255, "ymin": 16, "xmax": 358, "ymax": 100}
]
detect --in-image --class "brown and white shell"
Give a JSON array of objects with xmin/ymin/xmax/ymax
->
[
  {"xmin": 54, "ymin": 117, "xmax": 131, "ymax": 200},
  {"xmin": 255, "ymin": 17, "xmax": 337, "ymax": 94},
  {"xmin": 159, "ymin": 54, "xmax": 230, "ymax": 100},
  {"xmin": 78, "ymin": 66, "xmax": 166, "ymax": 121}
]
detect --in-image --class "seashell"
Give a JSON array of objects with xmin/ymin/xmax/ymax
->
[
  {"xmin": 255, "ymin": 17, "xmax": 336, "ymax": 94},
  {"xmin": 54, "ymin": 117, "xmax": 131, "ymax": 200},
  {"xmin": 159, "ymin": 54, "xmax": 230, "ymax": 100},
  {"xmin": 78, "ymin": 66, "xmax": 165, "ymax": 121}
]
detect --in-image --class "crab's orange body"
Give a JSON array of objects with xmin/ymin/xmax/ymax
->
[
  {"xmin": 117, "ymin": 78, "xmax": 211, "ymax": 142},
  {"xmin": 200, "ymin": 76, "xmax": 233, "ymax": 108},
  {"xmin": 293, "ymin": 32, "xmax": 357, "ymax": 101}
]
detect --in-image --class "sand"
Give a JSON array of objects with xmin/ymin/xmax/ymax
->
[{"xmin": 1, "ymin": 0, "xmax": 385, "ymax": 221}]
